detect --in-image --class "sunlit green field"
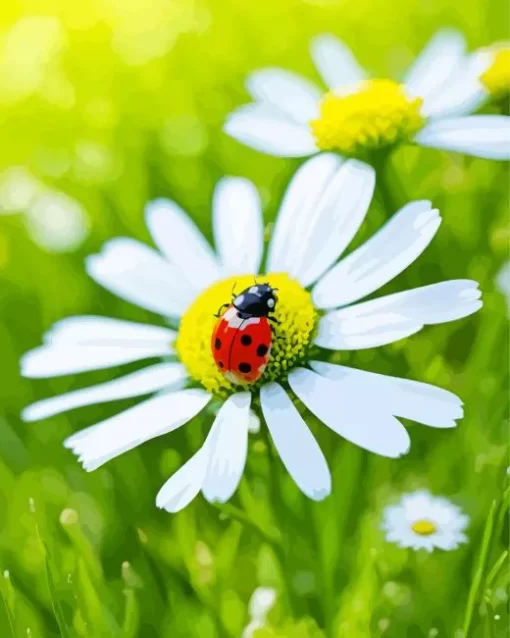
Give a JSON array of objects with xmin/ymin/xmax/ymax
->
[{"xmin": 0, "ymin": 0, "xmax": 508, "ymax": 636}]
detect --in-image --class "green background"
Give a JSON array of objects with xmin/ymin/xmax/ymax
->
[{"xmin": 0, "ymin": 0, "xmax": 508, "ymax": 636}]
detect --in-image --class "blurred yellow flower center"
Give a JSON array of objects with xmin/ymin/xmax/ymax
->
[
  {"xmin": 411, "ymin": 520, "xmax": 437, "ymax": 536},
  {"xmin": 310, "ymin": 79, "xmax": 425, "ymax": 156},
  {"xmin": 480, "ymin": 47, "xmax": 510, "ymax": 99},
  {"xmin": 176, "ymin": 273, "xmax": 317, "ymax": 396}
]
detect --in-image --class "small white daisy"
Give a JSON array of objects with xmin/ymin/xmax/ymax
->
[
  {"xmin": 21, "ymin": 155, "xmax": 482, "ymax": 512},
  {"xmin": 225, "ymin": 29, "xmax": 510, "ymax": 161},
  {"xmin": 382, "ymin": 490, "xmax": 469, "ymax": 552}
]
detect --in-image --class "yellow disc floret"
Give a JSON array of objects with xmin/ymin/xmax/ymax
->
[
  {"xmin": 480, "ymin": 46, "xmax": 510, "ymax": 99},
  {"xmin": 310, "ymin": 79, "xmax": 425, "ymax": 156},
  {"xmin": 176, "ymin": 273, "xmax": 317, "ymax": 396},
  {"xmin": 411, "ymin": 520, "xmax": 437, "ymax": 536}
]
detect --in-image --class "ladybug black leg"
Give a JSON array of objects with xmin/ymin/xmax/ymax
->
[
  {"xmin": 231, "ymin": 281, "xmax": 238, "ymax": 301},
  {"xmin": 268, "ymin": 315, "xmax": 281, "ymax": 325},
  {"xmin": 213, "ymin": 303, "xmax": 230, "ymax": 318}
]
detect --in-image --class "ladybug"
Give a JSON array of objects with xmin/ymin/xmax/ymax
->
[{"xmin": 211, "ymin": 283, "xmax": 279, "ymax": 385}]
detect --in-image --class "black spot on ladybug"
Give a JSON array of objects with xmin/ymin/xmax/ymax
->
[
  {"xmin": 219, "ymin": 361, "xmax": 224, "ymax": 368},
  {"xmin": 257, "ymin": 344, "xmax": 269, "ymax": 357},
  {"xmin": 214, "ymin": 338, "xmax": 221, "ymax": 350},
  {"xmin": 238, "ymin": 362, "xmax": 251, "ymax": 373},
  {"xmin": 241, "ymin": 334, "xmax": 252, "ymax": 346}
]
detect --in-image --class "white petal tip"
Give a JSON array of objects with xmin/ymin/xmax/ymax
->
[
  {"xmin": 459, "ymin": 286, "xmax": 482, "ymax": 301},
  {"xmin": 223, "ymin": 114, "xmax": 242, "ymax": 136},
  {"xmin": 19, "ymin": 354, "xmax": 42, "ymax": 379},
  {"xmin": 415, "ymin": 207, "xmax": 441, "ymax": 229},
  {"xmin": 203, "ymin": 493, "xmax": 228, "ymax": 505},
  {"xmin": 155, "ymin": 498, "xmax": 183, "ymax": 514},
  {"xmin": 20, "ymin": 406, "xmax": 39, "ymax": 422},
  {"xmin": 309, "ymin": 487, "xmax": 331, "ymax": 501},
  {"xmin": 80, "ymin": 462, "xmax": 97, "ymax": 473}
]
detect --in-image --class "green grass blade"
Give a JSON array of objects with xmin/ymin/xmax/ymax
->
[{"xmin": 463, "ymin": 500, "xmax": 497, "ymax": 637}]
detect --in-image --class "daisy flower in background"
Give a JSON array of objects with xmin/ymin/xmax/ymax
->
[
  {"xmin": 382, "ymin": 490, "xmax": 469, "ymax": 552},
  {"xmin": 477, "ymin": 42, "xmax": 510, "ymax": 102},
  {"xmin": 225, "ymin": 29, "xmax": 510, "ymax": 161},
  {"xmin": 21, "ymin": 154, "xmax": 482, "ymax": 512}
]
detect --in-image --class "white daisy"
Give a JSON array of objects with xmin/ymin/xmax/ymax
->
[
  {"xmin": 225, "ymin": 29, "xmax": 510, "ymax": 161},
  {"xmin": 382, "ymin": 490, "xmax": 469, "ymax": 552},
  {"xmin": 21, "ymin": 155, "xmax": 482, "ymax": 512}
]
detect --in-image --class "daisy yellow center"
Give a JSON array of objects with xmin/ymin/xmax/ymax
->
[
  {"xmin": 411, "ymin": 520, "xmax": 437, "ymax": 536},
  {"xmin": 176, "ymin": 273, "xmax": 317, "ymax": 396},
  {"xmin": 310, "ymin": 79, "xmax": 425, "ymax": 156},
  {"xmin": 480, "ymin": 48, "xmax": 510, "ymax": 99}
]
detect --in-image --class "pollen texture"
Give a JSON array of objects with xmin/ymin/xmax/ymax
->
[
  {"xmin": 176, "ymin": 273, "xmax": 316, "ymax": 396},
  {"xmin": 310, "ymin": 79, "xmax": 425, "ymax": 156},
  {"xmin": 411, "ymin": 520, "xmax": 437, "ymax": 536},
  {"xmin": 480, "ymin": 47, "xmax": 510, "ymax": 99}
]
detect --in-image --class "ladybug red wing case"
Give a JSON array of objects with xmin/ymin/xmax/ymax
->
[
  {"xmin": 211, "ymin": 306, "xmax": 272, "ymax": 385},
  {"xmin": 228, "ymin": 317, "xmax": 272, "ymax": 384}
]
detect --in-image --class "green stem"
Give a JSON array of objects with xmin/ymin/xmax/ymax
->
[
  {"xmin": 306, "ymin": 499, "xmax": 335, "ymax": 638},
  {"xmin": 260, "ymin": 426, "xmax": 298, "ymax": 618},
  {"xmin": 373, "ymin": 153, "xmax": 403, "ymax": 217},
  {"xmin": 212, "ymin": 502, "xmax": 281, "ymax": 547},
  {"xmin": 463, "ymin": 500, "xmax": 497, "ymax": 637},
  {"xmin": 0, "ymin": 572, "xmax": 15, "ymax": 638},
  {"xmin": 485, "ymin": 550, "xmax": 508, "ymax": 589}
]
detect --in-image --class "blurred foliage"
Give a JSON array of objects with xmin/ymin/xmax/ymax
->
[{"xmin": 0, "ymin": 0, "xmax": 509, "ymax": 636}]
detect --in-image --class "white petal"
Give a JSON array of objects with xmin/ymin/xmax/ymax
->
[
  {"xmin": 268, "ymin": 158, "xmax": 375, "ymax": 287},
  {"xmin": 315, "ymin": 280, "xmax": 482, "ymax": 350},
  {"xmin": 289, "ymin": 367, "xmax": 410, "ymax": 458},
  {"xmin": 310, "ymin": 361, "xmax": 463, "ymax": 428},
  {"xmin": 267, "ymin": 153, "xmax": 342, "ymax": 274},
  {"xmin": 293, "ymin": 160, "xmax": 376, "ymax": 287},
  {"xmin": 224, "ymin": 104, "xmax": 318, "ymax": 157},
  {"xmin": 145, "ymin": 199, "xmax": 222, "ymax": 292},
  {"xmin": 64, "ymin": 389, "xmax": 211, "ymax": 471},
  {"xmin": 246, "ymin": 68, "xmax": 321, "ymax": 123},
  {"xmin": 404, "ymin": 29, "xmax": 466, "ymax": 101},
  {"xmin": 310, "ymin": 34, "xmax": 367, "ymax": 90},
  {"xmin": 43, "ymin": 315, "xmax": 176, "ymax": 346},
  {"xmin": 414, "ymin": 116, "xmax": 510, "ymax": 160},
  {"xmin": 212, "ymin": 178, "xmax": 264, "ymax": 275},
  {"xmin": 422, "ymin": 53, "xmax": 490, "ymax": 119},
  {"xmin": 86, "ymin": 238, "xmax": 194, "ymax": 317},
  {"xmin": 156, "ymin": 447, "xmax": 209, "ymax": 513},
  {"xmin": 21, "ymin": 343, "xmax": 173, "ymax": 378},
  {"xmin": 313, "ymin": 201, "xmax": 441, "ymax": 309},
  {"xmin": 260, "ymin": 383, "xmax": 331, "ymax": 500},
  {"xmin": 21, "ymin": 315, "xmax": 175, "ymax": 378},
  {"xmin": 202, "ymin": 393, "xmax": 251, "ymax": 503},
  {"xmin": 22, "ymin": 363, "xmax": 187, "ymax": 422}
]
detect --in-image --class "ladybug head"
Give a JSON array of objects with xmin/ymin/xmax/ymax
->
[
  {"xmin": 256, "ymin": 282, "xmax": 279, "ymax": 310},
  {"xmin": 234, "ymin": 282, "xmax": 279, "ymax": 317}
]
